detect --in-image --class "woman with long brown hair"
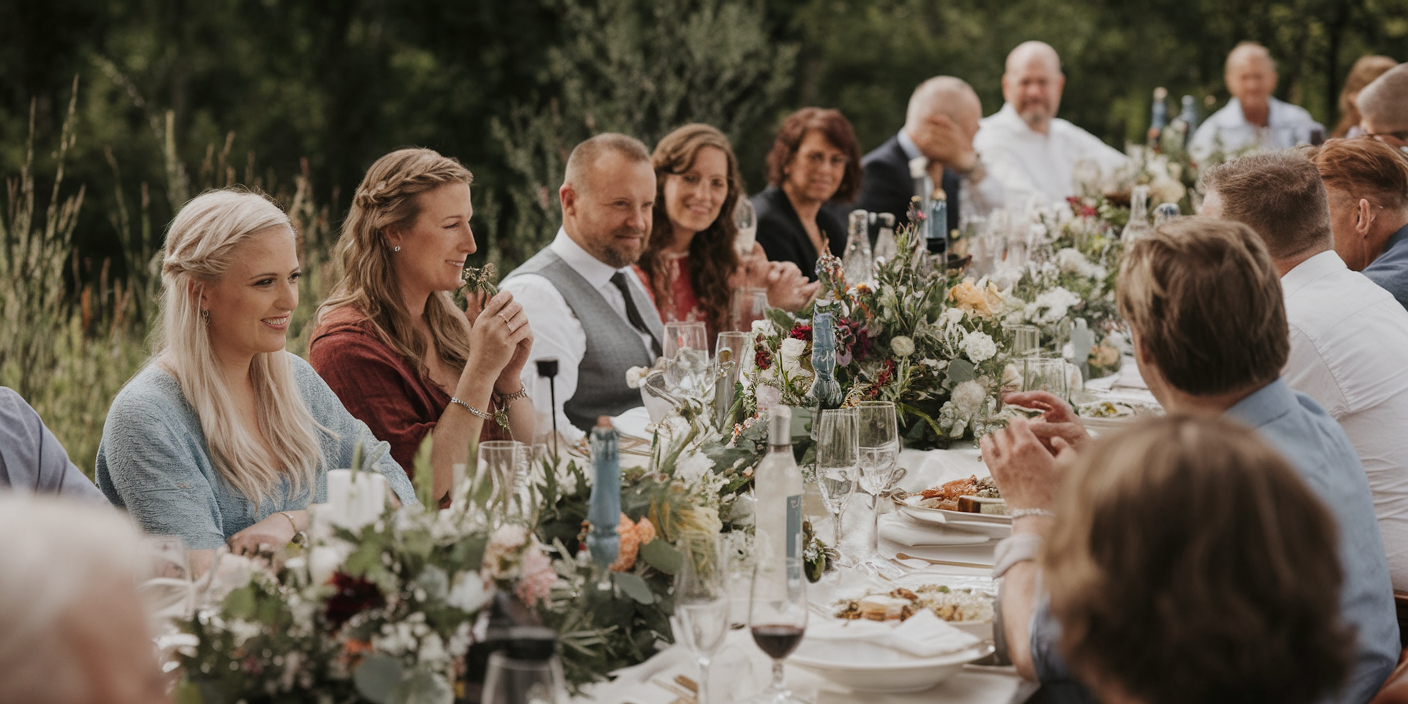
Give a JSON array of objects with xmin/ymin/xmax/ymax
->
[
  {"xmin": 310, "ymin": 148, "xmax": 534, "ymax": 506},
  {"xmin": 637, "ymin": 124, "xmax": 815, "ymax": 343}
]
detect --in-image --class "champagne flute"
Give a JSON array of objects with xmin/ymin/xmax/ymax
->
[
  {"xmin": 734, "ymin": 198, "xmax": 758, "ymax": 257},
  {"xmin": 715, "ymin": 331, "xmax": 752, "ymax": 381},
  {"xmin": 730, "ymin": 287, "xmax": 770, "ymax": 333},
  {"xmin": 747, "ymin": 558, "xmax": 808, "ymax": 704},
  {"xmin": 478, "ymin": 440, "xmax": 530, "ymax": 515},
  {"xmin": 856, "ymin": 401, "xmax": 899, "ymax": 562},
  {"xmin": 673, "ymin": 531, "xmax": 730, "ymax": 704},
  {"xmin": 1005, "ymin": 324, "xmax": 1040, "ymax": 358},
  {"xmin": 814, "ymin": 408, "xmax": 858, "ymax": 566}
]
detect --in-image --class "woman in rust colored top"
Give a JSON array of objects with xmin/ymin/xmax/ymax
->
[
  {"xmin": 637, "ymin": 124, "xmax": 815, "ymax": 345},
  {"xmin": 310, "ymin": 149, "xmax": 535, "ymax": 505}
]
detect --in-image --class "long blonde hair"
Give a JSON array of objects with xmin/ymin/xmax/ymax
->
[
  {"xmin": 316, "ymin": 148, "xmax": 475, "ymax": 376},
  {"xmin": 156, "ymin": 189, "xmax": 326, "ymax": 505}
]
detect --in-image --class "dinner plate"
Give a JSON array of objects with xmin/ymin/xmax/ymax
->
[
  {"xmin": 790, "ymin": 641, "xmax": 995, "ymax": 692},
  {"xmin": 900, "ymin": 496, "xmax": 1013, "ymax": 526},
  {"xmin": 897, "ymin": 509, "xmax": 1013, "ymax": 540}
]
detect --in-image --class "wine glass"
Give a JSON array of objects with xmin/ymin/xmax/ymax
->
[
  {"xmin": 478, "ymin": 440, "xmax": 530, "ymax": 515},
  {"xmin": 673, "ymin": 531, "xmax": 730, "ymax": 704},
  {"xmin": 730, "ymin": 287, "xmax": 770, "ymax": 333},
  {"xmin": 747, "ymin": 557, "xmax": 808, "ymax": 704},
  {"xmin": 138, "ymin": 536, "xmax": 194, "ymax": 634},
  {"xmin": 734, "ymin": 198, "xmax": 758, "ymax": 256},
  {"xmin": 715, "ymin": 331, "xmax": 752, "ymax": 381},
  {"xmin": 664, "ymin": 321, "xmax": 709, "ymax": 391},
  {"xmin": 1005, "ymin": 324, "xmax": 1040, "ymax": 358},
  {"xmin": 856, "ymin": 401, "xmax": 899, "ymax": 561},
  {"xmin": 482, "ymin": 651, "xmax": 566, "ymax": 704},
  {"xmin": 1022, "ymin": 355, "xmax": 1070, "ymax": 402},
  {"xmin": 814, "ymin": 408, "xmax": 858, "ymax": 566}
]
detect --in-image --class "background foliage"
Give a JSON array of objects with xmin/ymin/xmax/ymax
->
[{"xmin": 2, "ymin": 0, "xmax": 1406, "ymax": 473}]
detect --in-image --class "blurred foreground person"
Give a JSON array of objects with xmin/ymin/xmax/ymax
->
[
  {"xmin": 986, "ymin": 218, "xmax": 1397, "ymax": 704},
  {"xmin": 0, "ymin": 493, "xmax": 170, "ymax": 704},
  {"xmin": 1356, "ymin": 64, "xmax": 1408, "ymax": 150},
  {"xmin": 1190, "ymin": 42, "xmax": 1323, "ymax": 161},
  {"xmin": 97, "ymin": 190, "xmax": 417, "ymax": 555},
  {"xmin": 1042, "ymin": 415, "xmax": 1353, "ymax": 704}
]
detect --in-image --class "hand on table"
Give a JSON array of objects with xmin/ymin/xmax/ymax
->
[
  {"xmin": 227, "ymin": 513, "xmax": 297, "ymax": 557},
  {"xmin": 1002, "ymin": 390, "xmax": 1092, "ymax": 453}
]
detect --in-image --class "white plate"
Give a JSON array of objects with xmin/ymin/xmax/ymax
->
[
  {"xmin": 790, "ymin": 641, "xmax": 995, "ymax": 692},
  {"xmin": 897, "ymin": 509, "xmax": 1013, "ymax": 540},
  {"xmin": 900, "ymin": 497, "xmax": 1013, "ymax": 526}
]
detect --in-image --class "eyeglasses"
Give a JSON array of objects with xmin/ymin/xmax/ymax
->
[
  {"xmin": 1366, "ymin": 131, "xmax": 1408, "ymax": 145},
  {"xmin": 802, "ymin": 151, "xmax": 849, "ymax": 169}
]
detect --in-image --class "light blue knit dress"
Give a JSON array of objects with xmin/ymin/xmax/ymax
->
[{"xmin": 95, "ymin": 352, "xmax": 419, "ymax": 549}]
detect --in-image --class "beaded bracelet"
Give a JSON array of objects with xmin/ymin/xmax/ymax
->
[
  {"xmin": 1009, "ymin": 507, "xmax": 1056, "ymax": 520},
  {"xmin": 450, "ymin": 396, "xmax": 511, "ymax": 432},
  {"xmin": 496, "ymin": 385, "xmax": 529, "ymax": 405}
]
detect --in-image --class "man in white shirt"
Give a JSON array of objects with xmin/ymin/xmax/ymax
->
[
  {"xmin": 1189, "ymin": 43, "xmax": 1324, "ymax": 163},
  {"xmin": 1201, "ymin": 151, "xmax": 1408, "ymax": 590},
  {"xmin": 502, "ymin": 134, "xmax": 664, "ymax": 443},
  {"xmin": 972, "ymin": 41, "xmax": 1127, "ymax": 209}
]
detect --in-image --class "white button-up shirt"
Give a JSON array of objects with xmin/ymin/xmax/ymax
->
[
  {"xmin": 501, "ymin": 229, "xmax": 660, "ymax": 443},
  {"xmin": 1281, "ymin": 249, "xmax": 1408, "ymax": 590},
  {"xmin": 1188, "ymin": 96, "xmax": 1323, "ymax": 163},
  {"xmin": 972, "ymin": 103, "xmax": 1128, "ymax": 209}
]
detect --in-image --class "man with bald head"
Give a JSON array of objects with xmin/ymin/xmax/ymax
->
[
  {"xmin": 973, "ymin": 40, "xmax": 1127, "ymax": 208},
  {"xmin": 856, "ymin": 76, "xmax": 1005, "ymax": 234},
  {"xmin": 502, "ymin": 133, "xmax": 665, "ymax": 442},
  {"xmin": 1357, "ymin": 64, "xmax": 1408, "ymax": 150},
  {"xmin": 1189, "ymin": 42, "xmax": 1323, "ymax": 162}
]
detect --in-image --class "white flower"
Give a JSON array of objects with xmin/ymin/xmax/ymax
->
[
  {"xmin": 755, "ymin": 384, "xmax": 782, "ymax": 412},
  {"xmin": 961, "ymin": 331, "xmax": 997, "ymax": 363},
  {"xmin": 942, "ymin": 308, "xmax": 965, "ymax": 326},
  {"xmin": 1027, "ymin": 287, "xmax": 1083, "ymax": 325},
  {"xmin": 890, "ymin": 336, "xmax": 916, "ymax": 357},
  {"xmin": 675, "ymin": 451, "xmax": 714, "ymax": 487},
  {"xmin": 1055, "ymin": 248, "xmax": 1107, "ymax": 280},
  {"xmin": 308, "ymin": 545, "xmax": 350, "ymax": 585},
  {"xmin": 227, "ymin": 618, "xmax": 262, "ymax": 647},
  {"xmin": 750, "ymin": 318, "xmax": 774, "ymax": 336},
  {"xmin": 1002, "ymin": 363, "xmax": 1022, "ymax": 389},
  {"xmin": 625, "ymin": 366, "xmax": 652, "ymax": 389},
  {"xmin": 418, "ymin": 632, "xmax": 448, "ymax": 668},
  {"xmin": 446, "ymin": 570, "xmax": 491, "ymax": 612},
  {"xmin": 779, "ymin": 338, "xmax": 812, "ymax": 380},
  {"xmin": 952, "ymin": 380, "xmax": 987, "ymax": 418}
]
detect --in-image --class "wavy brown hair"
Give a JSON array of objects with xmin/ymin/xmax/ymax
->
[
  {"xmin": 641, "ymin": 124, "xmax": 744, "ymax": 338},
  {"xmin": 1045, "ymin": 414, "xmax": 1352, "ymax": 704},
  {"xmin": 764, "ymin": 107, "xmax": 863, "ymax": 203},
  {"xmin": 316, "ymin": 148, "xmax": 475, "ymax": 376}
]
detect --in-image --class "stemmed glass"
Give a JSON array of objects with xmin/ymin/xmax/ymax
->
[
  {"xmin": 747, "ymin": 557, "xmax": 808, "ymax": 704},
  {"xmin": 730, "ymin": 288, "xmax": 770, "ymax": 333},
  {"xmin": 482, "ymin": 651, "xmax": 566, "ymax": 704},
  {"xmin": 734, "ymin": 198, "xmax": 758, "ymax": 256},
  {"xmin": 814, "ymin": 408, "xmax": 858, "ymax": 566},
  {"xmin": 664, "ymin": 321, "xmax": 709, "ymax": 392},
  {"xmin": 672, "ymin": 531, "xmax": 730, "ymax": 704},
  {"xmin": 856, "ymin": 401, "xmax": 900, "ymax": 563},
  {"xmin": 715, "ymin": 331, "xmax": 752, "ymax": 380},
  {"xmin": 1005, "ymin": 324, "xmax": 1040, "ymax": 358},
  {"xmin": 478, "ymin": 440, "xmax": 530, "ymax": 515},
  {"xmin": 1022, "ymin": 356, "xmax": 1070, "ymax": 402}
]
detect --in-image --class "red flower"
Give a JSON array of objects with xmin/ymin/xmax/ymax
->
[
  {"xmin": 325, "ymin": 571, "xmax": 385, "ymax": 630},
  {"xmin": 755, "ymin": 348, "xmax": 773, "ymax": 370},
  {"xmin": 788, "ymin": 324, "xmax": 813, "ymax": 342}
]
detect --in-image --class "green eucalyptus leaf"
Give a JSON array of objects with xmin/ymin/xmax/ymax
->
[
  {"xmin": 389, "ymin": 668, "xmax": 453, "ymax": 704},
  {"xmin": 638, "ymin": 539, "xmax": 683, "ymax": 575},
  {"xmin": 353, "ymin": 655, "xmax": 403, "ymax": 704},
  {"xmin": 613, "ymin": 572, "xmax": 657, "ymax": 604},
  {"xmin": 947, "ymin": 358, "xmax": 976, "ymax": 383},
  {"xmin": 222, "ymin": 584, "xmax": 257, "ymax": 620}
]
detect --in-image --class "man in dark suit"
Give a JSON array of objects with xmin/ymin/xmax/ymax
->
[{"xmin": 855, "ymin": 76, "xmax": 1004, "ymax": 238}]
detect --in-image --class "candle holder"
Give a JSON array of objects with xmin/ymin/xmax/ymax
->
[{"xmin": 535, "ymin": 358, "xmax": 560, "ymax": 459}]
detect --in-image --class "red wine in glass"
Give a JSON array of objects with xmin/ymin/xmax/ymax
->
[{"xmin": 751, "ymin": 624, "xmax": 805, "ymax": 660}]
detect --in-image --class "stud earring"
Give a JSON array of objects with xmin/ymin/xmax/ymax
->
[
  {"xmin": 200, "ymin": 309, "xmax": 210, "ymax": 324},
  {"xmin": 393, "ymin": 246, "xmax": 401, "ymax": 252}
]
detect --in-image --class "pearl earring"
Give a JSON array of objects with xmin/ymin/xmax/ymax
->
[{"xmin": 393, "ymin": 246, "xmax": 401, "ymax": 252}]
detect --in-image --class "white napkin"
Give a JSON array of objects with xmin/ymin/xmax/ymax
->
[
  {"xmin": 879, "ymin": 514, "xmax": 991, "ymax": 547},
  {"xmin": 806, "ymin": 609, "xmax": 981, "ymax": 658}
]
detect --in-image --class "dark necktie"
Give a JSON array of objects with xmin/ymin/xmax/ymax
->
[{"xmin": 609, "ymin": 272, "xmax": 664, "ymax": 358}]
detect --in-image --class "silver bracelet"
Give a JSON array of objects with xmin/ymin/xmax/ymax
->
[
  {"xmin": 449, "ymin": 396, "xmax": 495, "ymax": 422},
  {"xmin": 1010, "ymin": 507, "xmax": 1056, "ymax": 520}
]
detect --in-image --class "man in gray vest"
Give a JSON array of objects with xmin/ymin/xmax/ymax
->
[{"xmin": 503, "ymin": 133, "xmax": 665, "ymax": 443}]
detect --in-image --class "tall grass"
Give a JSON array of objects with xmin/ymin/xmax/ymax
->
[{"xmin": 1, "ymin": 79, "xmax": 340, "ymax": 477}]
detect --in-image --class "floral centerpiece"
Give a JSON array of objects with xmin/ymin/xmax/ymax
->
[{"xmin": 172, "ymin": 449, "xmax": 555, "ymax": 704}]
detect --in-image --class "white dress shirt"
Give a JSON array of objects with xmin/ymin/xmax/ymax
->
[
  {"xmin": 501, "ymin": 229, "xmax": 660, "ymax": 443},
  {"xmin": 1188, "ymin": 97, "xmax": 1323, "ymax": 163},
  {"xmin": 972, "ymin": 103, "xmax": 1128, "ymax": 209},
  {"xmin": 896, "ymin": 129, "xmax": 1006, "ymax": 216},
  {"xmin": 1281, "ymin": 250, "xmax": 1408, "ymax": 589}
]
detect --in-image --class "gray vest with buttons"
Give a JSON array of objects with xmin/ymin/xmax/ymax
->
[{"xmin": 505, "ymin": 248, "xmax": 663, "ymax": 432}]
